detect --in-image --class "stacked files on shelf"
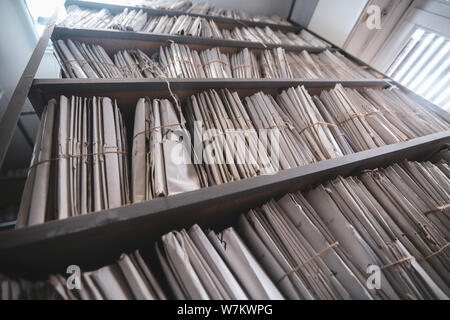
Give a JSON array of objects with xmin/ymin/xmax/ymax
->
[
  {"xmin": 131, "ymin": 97, "xmax": 204, "ymax": 202},
  {"xmin": 3, "ymin": 156, "xmax": 449, "ymax": 299},
  {"xmin": 18, "ymin": 84, "xmax": 449, "ymax": 224},
  {"xmin": 59, "ymin": 5, "xmax": 328, "ymax": 47},
  {"xmin": 16, "ymin": 96, "xmax": 130, "ymax": 227},
  {"xmin": 0, "ymin": 251, "xmax": 166, "ymax": 300},
  {"xmin": 54, "ymin": 40, "xmax": 376, "ymax": 79},
  {"xmin": 138, "ymin": 0, "xmax": 292, "ymax": 25}
]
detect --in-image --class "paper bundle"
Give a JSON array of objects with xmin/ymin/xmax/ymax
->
[
  {"xmin": 16, "ymin": 96, "xmax": 130, "ymax": 227},
  {"xmin": 236, "ymin": 158, "xmax": 449, "ymax": 300},
  {"xmin": 200, "ymin": 48, "xmax": 232, "ymax": 78},
  {"xmin": 230, "ymin": 48, "xmax": 261, "ymax": 78},
  {"xmin": 1, "ymin": 251, "xmax": 166, "ymax": 300},
  {"xmin": 159, "ymin": 43, "xmax": 204, "ymax": 78},
  {"xmin": 277, "ymin": 85, "xmax": 348, "ymax": 161},
  {"xmin": 139, "ymin": 0, "xmax": 192, "ymax": 12},
  {"xmin": 287, "ymin": 50, "xmax": 376, "ymax": 79},
  {"xmin": 59, "ymin": 6, "xmax": 325, "ymax": 46},
  {"xmin": 5, "ymin": 158, "xmax": 450, "ymax": 300},
  {"xmin": 54, "ymin": 38, "xmax": 375, "ymax": 80},
  {"xmin": 244, "ymin": 91, "xmax": 315, "ymax": 169},
  {"xmin": 54, "ymin": 39, "xmax": 157, "ymax": 79},
  {"xmin": 139, "ymin": 0, "xmax": 291, "ymax": 25},
  {"xmin": 60, "ymin": 6, "xmax": 224, "ymax": 39},
  {"xmin": 185, "ymin": 89, "xmax": 276, "ymax": 186},
  {"xmin": 113, "ymin": 49, "xmax": 157, "ymax": 78},
  {"xmin": 318, "ymin": 84, "xmax": 450, "ymax": 152},
  {"xmin": 59, "ymin": 5, "xmax": 114, "ymax": 29},
  {"xmin": 226, "ymin": 26, "xmax": 331, "ymax": 48},
  {"xmin": 260, "ymin": 47, "xmax": 293, "ymax": 78},
  {"xmin": 131, "ymin": 97, "xmax": 204, "ymax": 202},
  {"xmin": 156, "ymin": 224, "xmax": 284, "ymax": 299}
]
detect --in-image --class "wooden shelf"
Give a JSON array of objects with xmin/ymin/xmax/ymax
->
[
  {"xmin": 0, "ymin": 131, "xmax": 448, "ymax": 278},
  {"xmin": 1, "ymin": 4, "xmax": 449, "ymax": 285},
  {"xmin": 65, "ymin": 0, "xmax": 300, "ymax": 32},
  {"xmin": 29, "ymin": 78, "xmax": 391, "ymax": 117},
  {"xmin": 0, "ymin": 176, "xmax": 26, "ymax": 208},
  {"xmin": 52, "ymin": 26, "xmax": 329, "ymax": 54}
]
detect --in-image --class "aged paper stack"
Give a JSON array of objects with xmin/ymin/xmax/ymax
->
[
  {"xmin": 1, "ymin": 251, "xmax": 166, "ymax": 300},
  {"xmin": 184, "ymin": 89, "xmax": 276, "ymax": 186},
  {"xmin": 131, "ymin": 97, "xmax": 204, "ymax": 202},
  {"xmin": 237, "ymin": 159, "xmax": 449, "ymax": 300},
  {"xmin": 129, "ymin": 84, "xmax": 448, "ymax": 197},
  {"xmin": 223, "ymin": 27, "xmax": 330, "ymax": 48},
  {"xmin": 60, "ymin": 6, "xmax": 224, "ymax": 38},
  {"xmin": 63, "ymin": 1, "xmax": 292, "ymax": 26},
  {"xmin": 54, "ymin": 39, "xmax": 157, "ymax": 79},
  {"xmin": 156, "ymin": 224, "xmax": 284, "ymax": 299},
  {"xmin": 3, "ymin": 156, "xmax": 449, "ymax": 300},
  {"xmin": 318, "ymin": 84, "xmax": 450, "ymax": 152},
  {"xmin": 16, "ymin": 96, "xmax": 130, "ymax": 227},
  {"xmin": 59, "ymin": 5, "xmax": 329, "ymax": 47},
  {"xmin": 54, "ymin": 39, "xmax": 375, "ymax": 80}
]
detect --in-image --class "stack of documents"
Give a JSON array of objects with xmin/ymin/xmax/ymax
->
[
  {"xmin": 156, "ymin": 224, "xmax": 284, "ymax": 299},
  {"xmin": 55, "ymin": 39, "xmax": 372, "ymax": 80},
  {"xmin": 5, "ymin": 156, "xmax": 450, "ymax": 300},
  {"xmin": 138, "ymin": 0, "xmax": 292, "ymax": 25},
  {"xmin": 299, "ymin": 30, "xmax": 331, "ymax": 48},
  {"xmin": 200, "ymin": 48, "xmax": 232, "ymax": 78},
  {"xmin": 230, "ymin": 48, "xmax": 261, "ymax": 78},
  {"xmin": 59, "ymin": 6, "xmax": 328, "ymax": 47},
  {"xmin": 253, "ymin": 15, "xmax": 293, "ymax": 26},
  {"xmin": 304, "ymin": 166, "xmax": 449, "ymax": 299},
  {"xmin": 113, "ymin": 49, "xmax": 157, "ymax": 78},
  {"xmin": 223, "ymin": 27, "xmax": 331, "ymax": 48},
  {"xmin": 243, "ymin": 91, "xmax": 315, "ymax": 169},
  {"xmin": 60, "ymin": 6, "xmax": 224, "ymax": 39},
  {"xmin": 54, "ymin": 39, "xmax": 158, "ymax": 79},
  {"xmin": 60, "ymin": 5, "xmax": 114, "ymax": 29},
  {"xmin": 237, "ymin": 198, "xmax": 371, "ymax": 299},
  {"xmin": 184, "ymin": 89, "xmax": 276, "ymax": 185},
  {"xmin": 360, "ymin": 87, "xmax": 450, "ymax": 137},
  {"xmin": 260, "ymin": 47, "xmax": 293, "ymax": 78},
  {"xmin": 0, "ymin": 275, "xmax": 68, "ymax": 300},
  {"xmin": 1, "ymin": 251, "xmax": 166, "ymax": 300},
  {"xmin": 54, "ymin": 39, "xmax": 122, "ymax": 78},
  {"xmin": 16, "ymin": 96, "xmax": 130, "ymax": 227},
  {"xmin": 139, "ymin": 0, "xmax": 192, "ymax": 12},
  {"xmin": 277, "ymin": 86, "xmax": 349, "ymax": 161},
  {"xmin": 72, "ymin": 251, "xmax": 166, "ymax": 300},
  {"xmin": 287, "ymin": 50, "xmax": 377, "ymax": 79},
  {"xmin": 318, "ymin": 84, "xmax": 450, "ymax": 152},
  {"xmin": 131, "ymin": 84, "xmax": 447, "ymax": 194},
  {"xmin": 237, "ymin": 158, "xmax": 449, "ymax": 300},
  {"xmin": 132, "ymin": 97, "xmax": 204, "ymax": 202},
  {"xmin": 159, "ymin": 43, "xmax": 205, "ymax": 78}
]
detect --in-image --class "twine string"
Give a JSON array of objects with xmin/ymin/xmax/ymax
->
[{"xmin": 277, "ymin": 242, "xmax": 339, "ymax": 284}]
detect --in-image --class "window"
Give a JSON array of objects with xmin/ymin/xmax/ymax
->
[
  {"xmin": 25, "ymin": 0, "xmax": 65, "ymax": 36},
  {"xmin": 387, "ymin": 28, "xmax": 450, "ymax": 111}
]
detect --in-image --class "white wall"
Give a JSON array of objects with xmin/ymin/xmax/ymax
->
[
  {"xmin": 308, "ymin": 0, "xmax": 368, "ymax": 47},
  {"xmin": 0, "ymin": 0, "xmax": 59, "ymax": 171},
  {"xmin": 0, "ymin": 0, "xmax": 38, "ymax": 170},
  {"xmin": 191, "ymin": 0, "xmax": 293, "ymax": 18},
  {"xmin": 0, "ymin": 0, "xmax": 37, "ymax": 107}
]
